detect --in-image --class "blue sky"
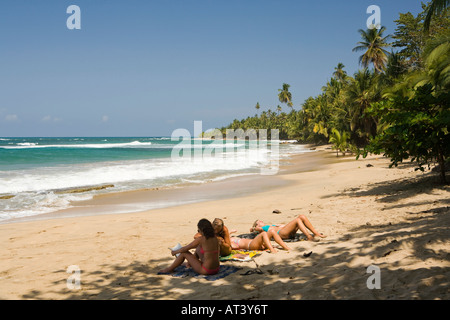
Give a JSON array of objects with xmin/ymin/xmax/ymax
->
[{"xmin": 0, "ymin": 0, "xmax": 424, "ymax": 137}]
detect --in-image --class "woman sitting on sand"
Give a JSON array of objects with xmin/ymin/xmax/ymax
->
[
  {"xmin": 194, "ymin": 218, "xmax": 234, "ymax": 256},
  {"xmin": 212, "ymin": 218, "xmax": 234, "ymax": 256},
  {"xmin": 230, "ymin": 231, "xmax": 287, "ymax": 253},
  {"xmin": 159, "ymin": 218, "xmax": 220, "ymax": 275},
  {"xmin": 251, "ymin": 214, "xmax": 326, "ymax": 244}
]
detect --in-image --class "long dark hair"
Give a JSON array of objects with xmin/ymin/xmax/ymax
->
[{"xmin": 198, "ymin": 219, "xmax": 215, "ymax": 239}]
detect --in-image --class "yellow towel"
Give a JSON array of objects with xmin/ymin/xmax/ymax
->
[{"xmin": 220, "ymin": 250, "xmax": 262, "ymax": 262}]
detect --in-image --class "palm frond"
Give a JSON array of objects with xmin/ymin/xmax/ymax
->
[{"xmin": 424, "ymin": 0, "xmax": 450, "ymax": 32}]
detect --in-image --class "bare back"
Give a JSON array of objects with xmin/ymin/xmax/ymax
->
[{"xmin": 200, "ymin": 236, "xmax": 220, "ymax": 270}]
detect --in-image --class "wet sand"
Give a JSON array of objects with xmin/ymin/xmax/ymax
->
[
  {"xmin": 2, "ymin": 147, "xmax": 337, "ymax": 224},
  {"xmin": 0, "ymin": 146, "xmax": 448, "ymax": 300}
]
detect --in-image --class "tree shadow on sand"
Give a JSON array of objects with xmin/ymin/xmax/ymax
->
[
  {"xmin": 21, "ymin": 172, "xmax": 449, "ymax": 300},
  {"xmin": 21, "ymin": 209, "xmax": 449, "ymax": 300},
  {"xmin": 324, "ymin": 169, "xmax": 449, "ymax": 205}
]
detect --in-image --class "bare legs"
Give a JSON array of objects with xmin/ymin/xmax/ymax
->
[
  {"xmin": 250, "ymin": 232, "xmax": 278, "ymax": 253},
  {"xmin": 160, "ymin": 252, "xmax": 207, "ymax": 275},
  {"xmin": 268, "ymin": 230, "xmax": 292, "ymax": 251},
  {"xmin": 278, "ymin": 215, "xmax": 326, "ymax": 241},
  {"xmin": 231, "ymin": 232, "xmax": 280, "ymax": 253}
]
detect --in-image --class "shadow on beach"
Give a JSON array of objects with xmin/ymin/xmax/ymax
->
[
  {"xmin": 21, "ymin": 206, "xmax": 449, "ymax": 300},
  {"xmin": 324, "ymin": 167, "xmax": 449, "ymax": 204},
  {"xmin": 20, "ymin": 171, "xmax": 449, "ymax": 300}
]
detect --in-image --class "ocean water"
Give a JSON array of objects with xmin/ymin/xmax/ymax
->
[{"xmin": 0, "ymin": 137, "xmax": 313, "ymax": 222}]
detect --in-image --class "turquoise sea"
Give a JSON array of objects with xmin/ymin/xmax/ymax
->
[{"xmin": 0, "ymin": 137, "xmax": 313, "ymax": 222}]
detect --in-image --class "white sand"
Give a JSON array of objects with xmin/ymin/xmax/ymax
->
[{"xmin": 0, "ymin": 146, "xmax": 448, "ymax": 300}]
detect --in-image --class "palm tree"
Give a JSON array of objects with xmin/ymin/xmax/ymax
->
[
  {"xmin": 255, "ymin": 102, "xmax": 260, "ymax": 114},
  {"xmin": 285, "ymin": 110, "xmax": 303, "ymax": 141},
  {"xmin": 311, "ymin": 94, "xmax": 331, "ymax": 140},
  {"xmin": 345, "ymin": 69, "xmax": 381, "ymax": 145},
  {"xmin": 329, "ymin": 128, "xmax": 349, "ymax": 157},
  {"xmin": 322, "ymin": 75, "xmax": 350, "ymax": 135},
  {"xmin": 383, "ymin": 51, "xmax": 407, "ymax": 84},
  {"xmin": 333, "ymin": 63, "xmax": 347, "ymax": 81},
  {"xmin": 424, "ymin": 0, "xmax": 449, "ymax": 32},
  {"xmin": 276, "ymin": 105, "xmax": 282, "ymax": 114},
  {"xmin": 387, "ymin": 34, "xmax": 450, "ymax": 96},
  {"xmin": 278, "ymin": 83, "xmax": 293, "ymax": 109},
  {"xmin": 421, "ymin": 35, "xmax": 450, "ymax": 90},
  {"xmin": 353, "ymin": 26, "xmax": 391, "ymax": 73}
]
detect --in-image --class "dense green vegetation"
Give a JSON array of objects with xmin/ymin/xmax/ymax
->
[{"xmin": 213, "ymin": 1, "xmax": 449, "ymax": 183}]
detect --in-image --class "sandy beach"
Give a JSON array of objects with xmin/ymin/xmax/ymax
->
[{"xmin": 0, "ymin": 146, "xmax": 448, "ymax": 300}]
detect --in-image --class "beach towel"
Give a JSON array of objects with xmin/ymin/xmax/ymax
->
[
  {"xmin": 158, "ymin": 265, "xmax": 241, "ymax": 281},
  {"xmin": 237, "ymin": 233, "xmax": 305, "ymax": 242},
  {"xmin": 219, "ymin": 250, "xmax": 262, "ymax": 262}
]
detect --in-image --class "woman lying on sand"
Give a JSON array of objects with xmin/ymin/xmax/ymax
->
[
  {"xmin": 251, "ymin": 214, "xmax": 326, "ymax": 244},
  {"xmin": 230, "ymin": 231, "xmax": 288, "ymax": 253},
  {"xmin": 159, "ymin": 218, "xmax": 220, "ymax": 275}
]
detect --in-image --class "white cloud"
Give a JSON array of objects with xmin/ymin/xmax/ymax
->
[
  {"xmin": 101, "ymin": 115, "xmax": 109, "ymax": 122},
  {"xmin": 5, "ymin": 114, "xmax": 18, "ymax": 122},
  {"xmin": 42, "ymin": 115, "xmax": 62, "ymax": 122}
]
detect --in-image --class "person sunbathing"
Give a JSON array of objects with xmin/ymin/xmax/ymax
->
[
  {"xmin": 159, "ymin": 219, "xmax": 220, "ymax": 275},
  {"xmin": 230, "ymin": 231, "xmax": 284, "ymax": 253},
  {"xmin": 251, "ymin": 214, "xmax": 326, "ymax": 243}
]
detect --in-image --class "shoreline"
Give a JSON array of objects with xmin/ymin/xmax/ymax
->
[
  {"xmin": 1, "ymin": 145, "xmax": 337, "ymax": 225},
  {"xmin": 0, "ymin": 146, "xmax": 448, "ymax": 300}
]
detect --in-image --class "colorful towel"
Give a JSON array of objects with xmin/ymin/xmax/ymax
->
[
  {"xmin": 237, "ymin": 233, "xmax": 305, "ymax": 242},
  {"xmin": 219, "ymin": 250, "xmax": 262, "ymax": 262},
  {"xmin": 158, "ymin": 265, "xmax": 241, "ymax": 281}
]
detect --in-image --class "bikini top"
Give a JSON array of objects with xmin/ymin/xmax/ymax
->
[{"xmin": 262, "ymin": 224, "xmax": 277, "ymax": 232}]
